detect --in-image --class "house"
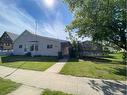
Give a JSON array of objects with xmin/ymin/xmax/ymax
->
[
  {"xmin": 79, "ymin": 41, "xmax": 103, "ymax": 57},
  {"xmin": 13, "ymin": 30, "xmax": 70, "ymax": 57},
  {"xmin": 0, "ymin": 31, "xmax": 19, "ymax": 50}
]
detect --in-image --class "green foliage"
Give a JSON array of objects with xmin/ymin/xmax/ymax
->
[
  {"xmin": 65, "ymin": 0, "xmax": 126, "ymax": 51},
  {"xmin": 68, "ymin": 32, "xmax": 79, "ymax": 58}
]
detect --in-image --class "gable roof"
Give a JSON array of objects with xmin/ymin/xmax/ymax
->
[
  {"xmin": 5, "ymin": 31, "xmax": 19, "ymax": 41},
  {"xmin": 15, "ymin": 30, "xmax": 68, "ymax": 43}
]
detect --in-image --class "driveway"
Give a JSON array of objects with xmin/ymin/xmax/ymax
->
[{"xmin": 0, "ymin": 60, "xmax": 126, "ymax": 95}]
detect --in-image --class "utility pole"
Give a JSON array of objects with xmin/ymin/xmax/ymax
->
[{"xmin": 34, "ymin": 20, "xmax": 38, "ymax": 56}]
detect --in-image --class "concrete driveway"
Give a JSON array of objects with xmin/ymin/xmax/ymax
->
[{"xmin": 0, "ymin": 61, "xmax": 126, "ymax": 95}]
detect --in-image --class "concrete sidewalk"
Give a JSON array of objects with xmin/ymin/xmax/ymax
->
[
  {"xmin": 7, "ymin": 85, "xmax": 42, "ymax": 95},
  {"xmin": 45, "ymin": 59, "xmax": 67, "ymax": 73},
  {"xmin": 0, "ymin": 64, "xmax": 126, "ymax": 95}
]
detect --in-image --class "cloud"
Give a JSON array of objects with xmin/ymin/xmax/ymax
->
[
  {"xmin": 0, "ymin": 1, "xmax": 35, "ymax": 35},
  {"xmin": 32, "ymin": 0, "xmax": 69, "ymax": 40},
  {"xmin": 0, "ymin": 0, "xmax": 69, "ymax": 40},
  {"xmin": 37, "ymin": 10, "xmax": 68, "ymax": 40}
]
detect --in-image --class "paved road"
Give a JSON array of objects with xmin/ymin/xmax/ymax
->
[{"xmin": 0, "ymin": 62, "xmax": 126, "ymax": 95}]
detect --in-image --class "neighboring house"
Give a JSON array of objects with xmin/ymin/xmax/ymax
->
[
  {"xmin": 0, "ymin": 31, "xmax": 18, "ymax": 50},
  {"xmin": 13, "ymin": 30, "xmax": 70, "ymax": 57},
  {"xmin": 79, "ymin": 41, "xmax": 103, "ymax": 57}
]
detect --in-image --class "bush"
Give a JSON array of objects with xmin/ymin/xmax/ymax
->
[
  {"xmin": 58, "ymin": 52, "xmax": 62, "ymax": 59},
  {"xmin": 25, "ymin": 52, "xmax": 31, "ymax": 56},
  {"xmin": 69, "ymin": 48, "xmax": 79, "ymax": 58}
]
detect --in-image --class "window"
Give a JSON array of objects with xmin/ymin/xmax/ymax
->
[
  {"xmin": 35, "ymin": 45, "xmax": 38, "ymax": 51},
  {"xmin": 30, "ymin": 44, "xmax": 34, "ymax": 51},
  {"xmin": 47, "ymin": 44, "xmax": 53, "ymax": 49},
  {"xmin": 19, "ymin": 45, "xmax": 22, "ymax": 48},
  {"xmin": 6, "ymin": 43, "xmax": 10, "ymax": 46},
  {"xmin": 24, "ymin": 48, "xmax": 27, "ymax": 52},
  {"xmin": 6, "ymin": 35, "xmax": 9, "ymax": 38},
  {"xmin": 4, "ymin": 35, "xmax": 6, "ymax": 39},
  {"xmin": 30, "ymin": 44, "xmax": 38, "ymax": 51}
]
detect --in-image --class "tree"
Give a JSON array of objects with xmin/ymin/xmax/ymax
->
[
  {"xmin": 67, "ymin": 32, "xmax": 79, "ymax": 58},
  {"xmin": 64, "ymin": 0, "xmax": 126, "ymax": 51}
]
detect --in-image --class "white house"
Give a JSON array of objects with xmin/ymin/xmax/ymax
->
[{"xmin": 13, "ymin": 30, "xmax": 70, "ymax": 57}]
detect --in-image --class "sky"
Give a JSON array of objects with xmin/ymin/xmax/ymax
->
[{"xmin": 0, "ymin": 0, "xmax": 90, "ymax": 41}]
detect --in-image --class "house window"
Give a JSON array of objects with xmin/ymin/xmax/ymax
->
[
  {"xmin": 30, "ymin": 44, "xmax": 38, "ymax": 51},
  {"xmin": 19, "ymin": 45, "xmax": 22, "ymax": 48},
  {"xmin": 6, "ymin": 35, "xmax": 9, "ymax": 38},
  {"xmin": 47, "ymin": 44, "xmax": 53, "ymax": 49},
  {"xmin": 30, "ymin": 44, "xmax": 34, "ymax": 51},
  {"xmin": 4, "ymin": 36, "xmax": 6, "ymax": 39},
  {"xmin": 35, "ymin": 45, "xmax": 38, "ymax": 51},
  {"xmin": 24, "ymin": 48, "xmax": 27, "ymax": 52},
  {"xmin": 6, "ymin": 43, "xmax": 10, "ymax": 46}
]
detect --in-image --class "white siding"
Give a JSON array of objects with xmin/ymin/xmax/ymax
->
[{"xmin": 13, "ymin": 31, "xmax": 61, "ymax": 56}]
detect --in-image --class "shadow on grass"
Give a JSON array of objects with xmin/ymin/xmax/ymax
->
[
  {"xmin": 79, "ymin": 56, "xmax": 124, "ymax": 65},
  {"xmin": 101, "ymin": 55, "xmax": 117, "ymax": 59},
  {"xmin": 68, "ymin": 56, "xmax": 121, "ymax": 63},
  {"xmin": 68, "ymin": 58, "xmax": 79, "ymax": 62},
  {"xmin": 88, "ymin": 80, "xmax": 126, "ymax": 95},
  {"xmin": 114, "ymin": 67, "xmax": 126, "ymax": 76},
  {"xmin": 81, "ymin": 56, "xmax": 112, "ymax": 63},
  {"xmin": 1, "ymin": 55, "xmax": 58, "ymax": 63}
]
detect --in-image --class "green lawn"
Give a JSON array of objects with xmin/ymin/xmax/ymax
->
[
  {"xmin": 0, "ymin": 56, "xmax": 57, "ymax": 71},
  {"xmin": 60, "ymin": 53, "xmax": 126, "ymax": 80},
  {"xmin": 42, "ymin": 89, "xmax": 72, "ymax": 95},
  {"xmin": 0, "ymin": 78, "xmax": 20, "ymax": 95},
  {"xmin": 104, "ymin": 53, "xmax": 123, "ymax": 62}
]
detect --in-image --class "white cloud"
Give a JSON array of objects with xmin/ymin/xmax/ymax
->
[
  {"xmin": 37, "ymin": 18, "xmax": 68, "ymax": 40},
  {"xmin": 37, "ymin": 11, "xmax": 68, "ymax": 40},
  {"xmin": 32, "ymin": 0, "xmax": 68, "ymax": 40},
  {"xmin": 0, "ymin": 0, "xmax": 68, "ymax": 40},
  {"xmin": 0, "ymin": 1, "xmax": 35, "ymax": 35}
]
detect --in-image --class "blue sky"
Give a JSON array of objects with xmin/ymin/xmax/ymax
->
[
  {"xmin": 0, "ymin": 0, "xmax": 73, "ymax": 40},
  {"xmin": 0, "ymin": 0, "xmax": 90, "ymax": 41}
]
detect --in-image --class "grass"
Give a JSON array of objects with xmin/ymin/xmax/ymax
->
[
  {"xmin": 42, "ymin": 89, "xmax": 72, "ymax": 95},
  {"xmin": 60, "ymin": 53, "xmax": 126, "ymax": 80},
  {"xmin": 104, "ymin": 53, "xmax": 123, "ymax": 62},
  {"xmin": 0, "ymin": 56, "xmax": 57, "ymax": 71},
  {"xmin": 0, "ymin": 78, "xmax": 20, "ymax": 95}
]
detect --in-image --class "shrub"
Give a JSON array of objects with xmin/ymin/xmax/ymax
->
[{"xmin": 25, "ymin": 52, "xmax": 31, "ymax": 56}]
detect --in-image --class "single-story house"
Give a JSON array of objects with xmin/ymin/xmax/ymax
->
[
  {"xmin": 0, "ymin": 31, "xmax": 19, "ymax": 50},
  {"xmin": 13, "ymin": 30, "xmax": 70, "ymax": 57}
]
